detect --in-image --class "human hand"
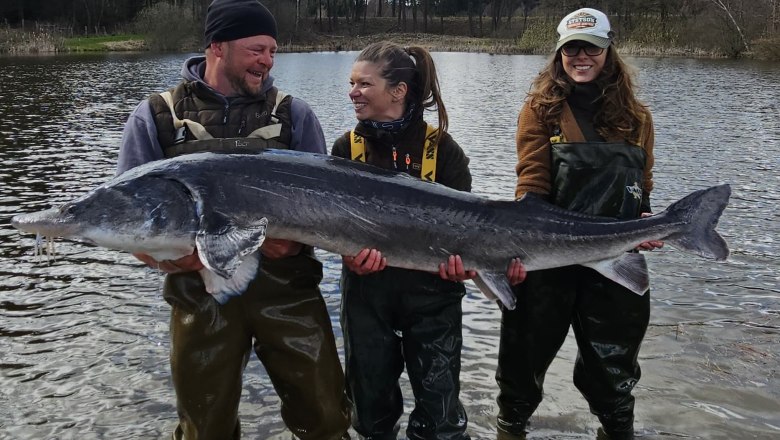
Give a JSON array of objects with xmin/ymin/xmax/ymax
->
[
  {"xmin": 636, "ymin": 212, "xmax": 665, "ymax": 251},
  {"xmin": 438, "ymin": 255, "xmax": 477, "ymax": 282},
  {"xmin": 133, "ymin": 251, "xmax": 203, "ymax": 273},
  {"xmin": 506, "ymin": 257, "xmax": 527, "ymax": 285},
  {"xmin": 261, "ymin": 238, "xmax": 304, "ymax": 259},
  {"xmin": 343, "ymin": 248, "xmax": 387, "ymax": 275}
]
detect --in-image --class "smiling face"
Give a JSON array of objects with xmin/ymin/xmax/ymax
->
[
  {"xmin": 560, "ymin": 42, "xmax": 607, "ymax": 83},
  {"xmin": 220, "ymin": 34, "xmax": 277, "ymax": 97},
  {"xmin": 348, "ymin": 60, "xmax": 406, "ymax": 122}
]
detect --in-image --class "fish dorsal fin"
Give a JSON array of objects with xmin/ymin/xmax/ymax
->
[
  {"xmin": 195, "ymin": 212, "xmax": 268, "ymax": 279},
  {"xmin": 473, "ymin": 271, "xmax": 517, "ymax": 310},
  {"xmin": 199, "ymin": 252, "xmax": 261, "ymax": 304},
  {"xmin": 582, "ymin": 252, "xmax": 649, "ymax": 295}
]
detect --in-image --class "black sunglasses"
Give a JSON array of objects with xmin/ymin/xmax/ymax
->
[{"xmin": 560, "ymin": 44, "xmax": 605, "ymax": 57}]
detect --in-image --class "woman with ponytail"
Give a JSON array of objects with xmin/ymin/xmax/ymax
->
[{"xmin": 332, "ymin": 41, "xmax": 526, "ymax": 439}]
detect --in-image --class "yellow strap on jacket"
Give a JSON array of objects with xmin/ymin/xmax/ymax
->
[
  {"xmin": 349, "ymin": 130, "xmax": 366, "ymax": 162},
  {"xmin": 350, "ymin": 124, "xmax": 439, "ymax": 182}
]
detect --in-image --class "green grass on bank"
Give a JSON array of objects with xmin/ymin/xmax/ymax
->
[{"xmin": 64, "ymin": 34, "xmax": 146, "ymax": 51}]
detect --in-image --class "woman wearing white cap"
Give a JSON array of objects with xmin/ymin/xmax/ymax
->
[{"xmin": 495, "ymin": 8, "xmax": 663, "ymax": 440}]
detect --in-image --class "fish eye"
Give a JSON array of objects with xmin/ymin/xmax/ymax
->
[{"xmin": 59, "ymin": 204, "xmax": 76, "ymax": 215}]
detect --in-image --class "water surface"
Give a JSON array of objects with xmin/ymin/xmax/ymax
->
[{"xmin": 0, "ymin": 51, "xmax": 778, "ymax": 439}]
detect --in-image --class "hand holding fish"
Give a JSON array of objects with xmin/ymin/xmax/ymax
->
[
  {"xmin": 343, "ymin": 248, "xmax": 387, "ymax": 274},
  {"xmin": 439, "ymin": 255, "xmax": 477, "ymax": 282},
  {"xmin": 506, "ymin": 258, "xmax": 527, "ymax": 286},
  {"xmin": 636, "ymin": 213, "xmax": 665, "ymax": 251},
  {"xmin": 133, "ymin": 252, "xmax": 204, "ymax": 273}
]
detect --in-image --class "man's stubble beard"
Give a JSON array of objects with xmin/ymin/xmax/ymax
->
[
  {"xmin": 228, "ymin": 72, "xmax": 264, "ymax": 98},
  {"xmin": 224, "ymin": 49, "xmax": 266, "ymax": 98}
]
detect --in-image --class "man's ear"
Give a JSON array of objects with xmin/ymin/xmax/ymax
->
[{"xmin": 209, "ymin": 41, "xmax": 225, "ymax": 57}]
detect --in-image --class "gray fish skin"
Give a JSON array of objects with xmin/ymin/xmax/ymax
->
[{"xmin": 10, "ymin": 150, "xmax": 731, "ymax": 309}]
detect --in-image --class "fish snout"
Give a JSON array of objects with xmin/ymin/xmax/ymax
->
[{"xmin": 10, "ymin": 207, "xmax": 67, "ymax": 235}]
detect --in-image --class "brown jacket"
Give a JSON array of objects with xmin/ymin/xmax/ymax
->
[{"xmin": 514, "ymin": 101, "xmax": 655, "ymax": 200}]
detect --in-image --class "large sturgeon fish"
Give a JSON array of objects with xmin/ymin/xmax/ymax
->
[{"xmin": 11, "ymin": 149, "xmax": 730, "ymax": 309}]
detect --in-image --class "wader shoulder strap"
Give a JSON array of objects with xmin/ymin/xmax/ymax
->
[
  {"xmin": 349, "ymin": 130, "xmax": 366, "ymax": 162},
  {"xmin": 421, "ymin": 124, "xmax": 439, "ymax": 182},
  {"xmin": 247, "ymin": 90, "xmax": 287, "ymax": 140},
  {"xmin": 634, "ymin": 112, "xmax": 646, "ymax": 148},
  {"xmin": 350, "ymin": 124, "xmax": 439, "ymax": 181},
  {"xmin": 159, "ymin": 91, "xmax": 214, "ymax": 140}
]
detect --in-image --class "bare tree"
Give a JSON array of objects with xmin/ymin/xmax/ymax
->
[{"xmin": 709, "ymin": 0, "xmax": 750, "ymax": 51}]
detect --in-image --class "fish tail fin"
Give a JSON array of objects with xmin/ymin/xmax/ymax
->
[{"xmin": 663, "ymin": 184, "xmax": 730, "ymax": 261}]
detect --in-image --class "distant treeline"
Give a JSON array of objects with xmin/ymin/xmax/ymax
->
[{"xmin": 1, "ymin": 0, "xmax": 779, "ymax": 58}]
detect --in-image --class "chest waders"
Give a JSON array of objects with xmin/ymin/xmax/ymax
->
[
  {"xmin": 158, "ymin": 89, "xmax": 290, "ymax": 157},
  {"xmin": 496, "ymin": 140, "xmax": 650, "ymax": 440},
  {"xmin": 342, "ymin": 127, "xmax": 470, "ymax": 440},
  {"xmin": 157, "ymin": 92, "xmax": 350, "ymax": 440},
  {"xmin": 550, "ymin": 141, "xmax": 646, "ymax": 219}
]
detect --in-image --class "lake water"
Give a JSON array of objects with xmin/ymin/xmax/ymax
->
[{"xmin": 0, "ymin": 51, "xmax": 778, "ymax": 440}]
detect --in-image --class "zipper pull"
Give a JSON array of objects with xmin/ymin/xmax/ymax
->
[
  {"xmin": 392, "ymin": 146, "xmax": 398, "ymax": 169},
  {"xmin": 238, "ymin": 117, "xmax": 246, "ymax": 135},
  {"xmin": 222, "ymin": 103, "xmax": 229, "ymax": 124}
]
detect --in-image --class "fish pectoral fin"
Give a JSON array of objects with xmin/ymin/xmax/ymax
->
[
  {"xmin": 196, "ymin": 214, "xmax": 268, "ymax": 279},
  {"xmin": 473, "ymin": 271, "xmax": 517, "ymax": 310},
  {"xmin": 582, "ymin": 252, "xmax": 649, "ymax": 295},
  {"xmin": 199, "ymin": 252, "xmax": 261, "ymax": 304}
]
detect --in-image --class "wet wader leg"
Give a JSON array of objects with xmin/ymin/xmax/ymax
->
[
  {"xmin": 495, "ymin": 267, "xmax": 578, "ymax": 437},
  {"xmin": 165, "ymin": 273, "xmax": 250, "ymax": 440},
  {"xmin": 401, "ymin": 281, "xmax": 469, "ymax": 440},
  {"xmin": 571, "ymin": 268, "xmax": 650, "ymax": 440},
  {"xmin": 249, "ymin": 256, "xmax": 351, "ymax": 440},
  {"xmin": 340, "ymin": 269, "xmax": 404, "ymax": 439}
]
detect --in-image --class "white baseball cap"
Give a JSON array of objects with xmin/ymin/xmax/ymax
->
[{"xmin": 556, "ymin": 8, "xmax": 612, "ymax": 51}]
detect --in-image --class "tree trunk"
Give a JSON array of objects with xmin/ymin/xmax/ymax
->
[
  {"xmin": 412, "ymin": 0, "xmax": 417, "ymax": 33},
  {"xmin": 710, "ymin": 0, "xmax": 750, "ymax": 52},
  {"xmin": 363, "ymin": 0, "xmax": 367, "ymax": 33},
  {"xmin": 468, "ymin": 0, "xmax": 474, "ymax": 36},
  {"xmin": 423, "ymin": 0, "xmax": 428, "ymax": 33},
  {"xmin": 296, "ymin": 0, "xmax": 300, "ymax": 32}
]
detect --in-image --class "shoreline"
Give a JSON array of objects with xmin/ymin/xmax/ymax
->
[{"xmin": 31, "ymin": 33, "xmax": 738, "ymax": 59}]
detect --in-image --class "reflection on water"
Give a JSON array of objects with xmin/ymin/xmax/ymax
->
[{"xmin": 0, "ymin": 52, "xmax": 778, "ymax": 439}]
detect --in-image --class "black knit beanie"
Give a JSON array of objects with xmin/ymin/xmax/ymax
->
[{"xmin": 204, "ymin": 0, "xmax": 278, "ymax": 47}]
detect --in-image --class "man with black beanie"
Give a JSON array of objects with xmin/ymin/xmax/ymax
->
[{"xmin": 117, "ymin": 1, "xmax": 351, "ymax": 438}]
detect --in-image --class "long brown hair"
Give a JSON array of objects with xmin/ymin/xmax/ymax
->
[
  {"xmin": 356, "ymin": 41, "xmax": 449, "ymax": 135},
  {"xmin": 527, "ymin": 46, "xmax": 648, "ymax": 141}
]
